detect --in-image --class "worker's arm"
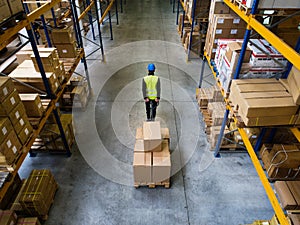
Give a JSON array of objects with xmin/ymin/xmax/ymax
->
[
  {"xmin": 142, "ymin": 78, "xmax": 147, "ymax": 99},
  {"xmin": 156, "ymin": 78, "xmax": 161, "ymax": 99}
]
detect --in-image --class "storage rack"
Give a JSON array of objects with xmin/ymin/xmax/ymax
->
[
  {"xmin": 0, "ymin": 0, "xmax": 90, "ymax": 202},
  {"xmin": 176, "ymin": 0, "xmax": 208, "ymax": 60},
  {"xmin": 199, "ymin": 0, "xmax": 300, "ymax": 224}
]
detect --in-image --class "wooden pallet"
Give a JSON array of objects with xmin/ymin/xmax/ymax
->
[{"xmin": 134, "ymin": 180, "xmax": 170, "ymax": 189}]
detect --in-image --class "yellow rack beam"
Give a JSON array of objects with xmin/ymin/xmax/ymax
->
[
  {"xmin": 99, "ymin": 0, "xmax": 115, "ymax": 24},
  {"xmin": 78, "ymin": 0, "xmax": 95, "ymax": 21},
  {"xmin": 223, "ymin": 0, "xmax": 300, "ymax": 71},
  {"xmin": 290, "ymin": 127, "xmax": 300, "ymax": 142}
]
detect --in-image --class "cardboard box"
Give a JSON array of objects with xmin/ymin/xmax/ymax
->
[
  {"xmin": 0, "ymin": 210, "xmax": 18, "ymax": 225},
  {"xmin": 133, "ymin": 152, "xmax": 152, "ymax": 183},
  {"xmin": 0, "ymin": 0, "xmax": 11, "ymax": 22},
  {"xmin": 7, "ymin": 102, "xmax": 26, "ymax": 125},
  {"xmin": 289, "ymin": 214, "xmax": 300, "ymax": 225},
  {"xmin": 19, "ymin": 94, "xmax": 44, "ymax": 117},
  {"xmin": 17, "ymin": 121, "xmax": 33, "ymax": 145},
  {"xmin": 241, "ymin": 114, "xmax": 298, "ymax": 127},
  {"xmin": 20, "ymin": 169, "xmax": 58, "ymax": 217},
  {"xmin": 55, "ymin": 42, "xmax": 77, "ymax": 58},
  {"xmin": 152, "ymin": 141, "xmax": 171, "ymax": 182},
  {"xmin": 0, "ymin": 117, "xmax": 13, "ymax": 143},
  {"xmin": 31, "ymin": 52, "xmax": 57, "ymax": 72},
  {"xmin": 274, "ymin": 181, "xmax": 297, "ymax": 210},
  {"xmin": 287, "ymin": 66, "xmax": 300, "ymax": 105},
  {"xmin": 0, "ymin": 90, "xmax": 21, "ymax": 115},
  {"xmin": 225, "ymin": 42, "xmax": 251, "ymax": 64},
  {"xmin": 286, "ymin": 181, "xmax": 300, "ymax": 209},
  {"xmin": 10, "ymin": 179, "xmax": 27, "ymax": 213},
  {"xmin": 0, "ymin": 77, "xmax": 14, "ymax": 102},
  {"xmin": 9, "ymin": 66, "xmax": 59, "ymax": 94},
  {"xmin": 0, "ymin": 173, "xmax": 21, "ymax": 210},
  {"xmin": 134, "ymin": 140, "xmax": 145, "ymax": 152},
  {"xmin": 7, "ymin": 0, "xmax": 24, "ymax": 15},
  {"xmin": 0, "ymin": 130, "xmax": 22, "ymax": 164},
  {"xmin": 51, "ymin": 26, "xmax": 75, "ymax": 44},
  {"xmin": 248, "ymin": 39, "xmax": 287, "ymax": 68},
  {"xmin": 13, "ymin": 115, "xmax": 28, "ymax": 135},
  {"xmin": 136, "ymin": 127, "xmax": 169, "ymax": 141},
  {"xmin": 143, "ymin": 121, "xmax": 162, "ymax": 152},
  {"xmin": 17, "ymin": 217, "xmax": 41, "ymax": 225}
]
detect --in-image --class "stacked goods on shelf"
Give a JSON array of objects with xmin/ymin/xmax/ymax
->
[
  {"xmin": 260, "ymin": 144, "xmax": 300, "ymax": 180},
  {"xmin": 288, "ymin": 214, "xmax": 300, "ymax": 225},
  {"xmin": 215, "ymin": 38, "xmax": 287, "ymax": 91},
  {"xmin": 134, "ymin": 121, "xmax": 171, "ymax": 188},
  {"xmin": 0, "ymin": 1, "xmax": 11, "ymax": 23},
  {"xmin": 19, "ymin": 94, "xmax": 46, "ymax": 128},
  {"xmin": 177, "ymin": 14, "xmax": 190, "ymax": 34},
  {"xmin": 274, "ymin": 181, "xmax": 300, "ymax": 210},
  {"xmin": 24, "ymin": 1, "xmax": 62, "ymax": 20},
  {"xmin": 229, "ymin": 79, "xmax": 300, "ymax": 127},
  {"xmin": 0, "ymin": 173, "xmax": 21, "ymax": 209},
  {"xmin": 0, "ymin": 77, "xmax": 33, "ymax": 166},
  {"xmin": 7, "ymin": 0, "xmax": 24, "ymax": 16},
  {"xmin": 60, "ymin": 74, "xmax": 90, "ymax": 110},
  {"xmin": 204, "ymin": 0, "xmax": 246, "ymax": 59},
  {"xmin": 17, "ymin": 217, "xmax": 41, "ymax": 225},
  {"xmin": 215, "ymin": 40, "xmax": 251, "ymax": 91},
  {"xmin": 273, "ymin": 15, "xmax": 300, "ymax": 48},
  {"xmin": 242, "ymin": 0, "xmax": 300, "ymax": 9},
  {"xmin": 286, "ymin": 66, "xmax": 300, "ymax": 105},
  {"xmin": 184, "ymin": 0, "xmax": 210, "ymax": 20},
  {"xmin": 0, "ymin": 210, "xmax": 17, "ymax": 225},
  {"xmin": 31, "ymin": 114, "xmax": 75, "ymax": 152},
  {"xmin": 19, "ymin": 169, "xmax": 58, "ymax": 219},
  {"xmin": 51, "ymin": 25, "xmax": 78, "ymax": 58}
]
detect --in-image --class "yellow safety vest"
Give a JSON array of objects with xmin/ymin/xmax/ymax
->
[{"xmin": 144, "ymin": 76, "xmax": 158, "ymax": 100}]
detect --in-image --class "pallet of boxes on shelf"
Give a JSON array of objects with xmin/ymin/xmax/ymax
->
[
  {"xmin": 31, "ymin": 112, "xmax": 75, "ymax": 153},
  {"xmin": 60, "ymin": 74, "xmax": 90, "ymax": 111},
  {"xmin": 134, "ymin": 121, "xmax": 171, "ymax": 188},
  {"xmin": 0, "ymin": 77, "xmax": 33, "ymax": 170}
]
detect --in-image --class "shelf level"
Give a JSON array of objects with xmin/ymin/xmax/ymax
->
[{"xmin": 223, "ymin": 0, "xmax": 300, "ymax": 71}]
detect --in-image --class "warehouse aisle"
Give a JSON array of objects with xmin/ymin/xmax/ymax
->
[{"xmin": 20, "ymin": 1, "xmax": 274, "ymax": 224}]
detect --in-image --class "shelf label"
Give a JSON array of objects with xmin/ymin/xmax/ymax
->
[
  {"xmin": 10, "ymin": 97, "xmax": 15, "ymax": 105},
  {"xmin": 38, "ymin": 103, "xmax": 42, "ymax": 109},
  {"xmin": 20, "ymin": 119, "xmax": 24, "ymax": 126},
  {"xmin": 12, "ymin": 146, "xmax": 17, "ymax": 154},
  {"xmin": 15, "ymin": 111, "xmax": 20, "ymax": 119},
  {"xmin": 25, "ymin": 128, "xmax": 29, "ymax": 135},
  {"xmin": 217, "ymin": 18, "xmax": 224, "ymax": 24},
  {"xmin": 233, "ymin": 18, "xmax": 240, "ymax": 24},
  {"xmin": 62, "ymin": 50, "xmax": 68, "ymax": 53},
  {"xmin": 216, "ymin": 29, "xmax": 222, "ymax": 34},
  {"xmin": 6, "ymin": 140, "xmax": 12, "ymax": 148},
  {"xmin": 2, "ymin": 127, "xmax": 7, "ymax": 135},
  {"xmin": 3, "ymin": 87, "xmax": 8, "ymax": 96},
  {"xmin": 231, "ymin": 29, "xmax": 238, "ymax": 34}
]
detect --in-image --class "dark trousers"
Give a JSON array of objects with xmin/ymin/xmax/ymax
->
[{"xmin": 145, "ymin": 100, "xmax": 158, "ymax": 120}]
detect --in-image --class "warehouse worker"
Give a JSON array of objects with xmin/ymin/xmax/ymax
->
[{"xmin": 142, "ymin": 63, "xmax": 161, "ymax": 121}]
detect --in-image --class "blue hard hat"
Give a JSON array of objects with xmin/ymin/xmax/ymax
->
[{"xmin": 148, "ymin": 63, "xmax": 155, "ymax": 71}]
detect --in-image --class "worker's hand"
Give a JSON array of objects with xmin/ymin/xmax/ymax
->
[
  {"xmin": 155, "ymin": 98, "xmax": 159, "ymax": 102},
  {"xmin": 145, "ymin": 98, "xmax": 149, "ymax": 102}
]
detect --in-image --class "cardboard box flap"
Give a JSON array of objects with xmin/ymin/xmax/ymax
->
[{"xmin": 134, "ymin": 140, "xmax": 144, "ymax": 152}]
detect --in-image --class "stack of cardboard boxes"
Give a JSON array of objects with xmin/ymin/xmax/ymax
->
[
  {"xmin": 0, "ymin": 210, "xmax": 17, "ymax": 225},
  {"xmin": 229, "ymin": 79, "xmax": 300, "ymax": 127},
  {"xmin": 19, "ymin": 169, "xmax": 58, "ymax": 219},
  {"xmin": 51, "ymin": 25, "xmax": 78, "ymax": 58},
  {"xmin": 60, "ymin": 74, "xmax": 90, "ymax": 110},
  {"xmin": 260, "ymin": 144, "xmax": 300, "ymax": 180},
  {"xmin": 133, "ymin": 121, "xmax": 171, "ymax": 187},
  {"xmin": 204, "ymin": 0, "xmax": 246, "ymax": 59},
  {"xmin": 11, "ymin": 47, "xmax": 66, "ymax": 94},
  {"xmin": 274, "ymin": 181, "xmax": 300, "ymax": 210},
  {"xmin": 0, "ymin": 77, "xmax": 33, "ymax": 165},
  {"xmin": 31, "ymin": 114, "xmax": 75, "ymax": 152},
  {"xmin": 0, "ymin": 0, "xmax": 24, "ymax": 23}
]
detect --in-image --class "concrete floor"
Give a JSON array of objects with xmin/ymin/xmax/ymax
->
[{"xmin": 20, "ymin": 0, "xmax": 274, "ymax": 224}]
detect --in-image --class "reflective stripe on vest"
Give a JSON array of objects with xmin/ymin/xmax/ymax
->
[{"xmin": 144, "ymin": 76, "xmax": 158, "ymax": 100}]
